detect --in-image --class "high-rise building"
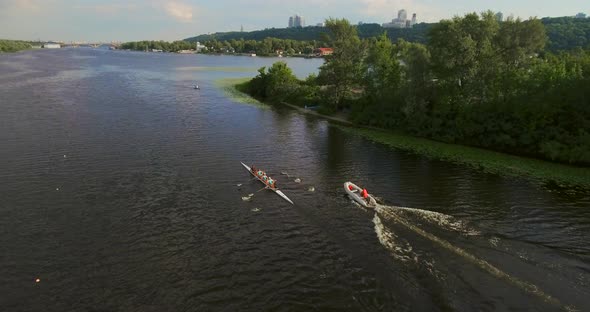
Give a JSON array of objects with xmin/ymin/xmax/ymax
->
[
  {"xmin": 288, "ymin": 15, "xmax": 305, "ymax": 27},
  {"xmin": 383, "ymin": 9, "xmax": 415, "ymax": 28},
  {"xmin": 398, "ymin": 9, "xmax": 407, "ymax": 21},
  {"xmin": 495, "ymin": 12, "xmax": 504, "ymax": 22},
  {"xmin": 295, "ymin": 15, "xmax": 305, "ymax": 27}
]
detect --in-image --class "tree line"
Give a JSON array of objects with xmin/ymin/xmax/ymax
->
[
  {"xmin": 186, "ymin": 23, "xmax": 432, "ymax": 47},
  {"xmin": 122, "ymin": 16, "xmax": 589, "ymax": 55},
  {"xmin": 0, "ymin": 39, "xmax": 32, "ymax": 52},
  {"xmin": 239, "ymin": 13, "xmax": 590, "ymax": 165},
  {"xmin": 120, "ymin": 38, "xmax": 328, "ymax": 56},
  {"xmin": 202, "ymin": 38, "xmax": 326, "ymax": 55},
  {"xmin": 186, "ymin": 17, "xmax": 590, "ymax": 52},
  {"xmin": 119, "ymin": 40, "xmax": 196, "ymax": 52}
]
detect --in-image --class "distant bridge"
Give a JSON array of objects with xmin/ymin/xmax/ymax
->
[{"xmin": 52, "ymin": 41, "xmax": 122, "ymax": 48}]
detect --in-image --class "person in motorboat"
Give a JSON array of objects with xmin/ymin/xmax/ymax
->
[
  {"xmin": 348, "ymin": 184, "xmax": 354, "ymax": 192},
  {"xmin": 362, "ymin": 188, "xmax": 370, "ymax": 204}
]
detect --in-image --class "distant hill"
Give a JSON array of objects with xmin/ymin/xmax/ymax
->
[
  {"xmin": 185, "ymin": 17, "xmax": 590, "ymax": 52},
  {"xmin": 185, "ymin": 23, "xmax": 433, "ymax": 45},
  {"xmin": 542, "ymin": 16, "xmax": 590, "ymax": 51}
]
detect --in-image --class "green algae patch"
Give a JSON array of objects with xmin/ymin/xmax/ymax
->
[
  {"xmin": 215, "ymin": 78, "xmax": 267, "ymax": 108},
  {"xmin": 340, "ymin": 127, "xmax": 590, "ymax": 189},
  {"xmin": 177, "ymin": 66, "xmax": 255, "ymax": 73}
]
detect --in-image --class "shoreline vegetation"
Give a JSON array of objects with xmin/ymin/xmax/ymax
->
[
  {"xmin": 221, "ymin": 78, "xmax": 590, "ymax": 189},
  {"xmin": 0, "ymin": 39, "xmax": 33, "ymax": 53},
  {"xmin": 221, "ymin": 12, "xmax": 590, "ymax": 188},
  {"xmin": 186, "ymin": 16, "xmax": 589, "ymax": 53}
]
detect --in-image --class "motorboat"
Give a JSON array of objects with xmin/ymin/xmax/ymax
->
[{"xmin": 344, "ymin": 181, "xmax": 376, "ymax": 208}]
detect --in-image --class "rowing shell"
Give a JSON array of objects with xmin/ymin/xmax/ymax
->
[{"xmin": 241, "ymin": 162, "xmax": 294, "ymax": 205}]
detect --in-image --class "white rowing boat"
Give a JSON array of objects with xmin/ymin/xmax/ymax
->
[
  {"xmin": 241, "ymin": 162, "xmax": 294, "ymax": 205},
  {"xmin": 344, "ymin": 181, "xmax": 376, "ymax": 208}
]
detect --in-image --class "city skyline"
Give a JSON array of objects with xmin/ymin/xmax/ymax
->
[
  {"xmin": 288, "ymin": 15, "xmax": 306, "ymax": 28},
  {"xmin": 0, "ymin": 0, "xmax": 588, "ymax": 42}
]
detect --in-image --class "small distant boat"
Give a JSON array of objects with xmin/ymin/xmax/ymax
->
[
  {"xmin": 241, "ymin": 162, "xmax": 294, "ymax": 205},
  {"xmin": 344, "ymin": 182, "xmax": 376, "ymax": 208},
  {"xmin": 193, "ymin": 85, "xmax": 200, "ymax": 90}
]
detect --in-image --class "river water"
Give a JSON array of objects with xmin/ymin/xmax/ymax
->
[{"xmin": 1, "ymin": 48, "xmax": 589, "ymax": 312}]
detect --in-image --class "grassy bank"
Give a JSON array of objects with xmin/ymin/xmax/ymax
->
[
  {"xmin": 224, "ymin": 79, "xmax": 590, "ymax": 189},
  {"xmin": 214, "ymin": 78, "xmax": 267, "ymax": 107},
  {"xmin": 342, "ymin": 127, "xmax": 590, "ymax": 189},
  {"xmin": 0, "ymin": 39, "xmax": 33, "ymax": 53}
]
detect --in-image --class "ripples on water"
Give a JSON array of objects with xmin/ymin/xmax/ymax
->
[
  {"xmin": 1, "ymin": 48, "xmax": 589, "ymax": 311},
  {"xmin": 373, "ymin": 204, "xmax": 589, "ymax": 311}
]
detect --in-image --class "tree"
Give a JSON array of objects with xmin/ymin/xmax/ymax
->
[
  {"xmin": 317, "ymin": 18, "xmax": 366, "ymax": 111},
  {"xmin": 265, "ymin": 62, "xmax": 298, "ymax": 99},
  {"xmin": 428, "ymin": 12, "xmax": 499, "ymax": 105},
  {"xmin": 247, "ymin": 62, "xmax": 299, "ymax": 101},
  {"xmin": 363, "ymin": 33, "xmax": 401, "ymax": 98},
  {"xmin": 396, "ymin": 40, "xmax": 434, "ymax": 116}
]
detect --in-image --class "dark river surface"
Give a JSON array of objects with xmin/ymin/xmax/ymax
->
[{"xmin": 1, "ymin": 48, "xmax": 589, "ymax": 312}]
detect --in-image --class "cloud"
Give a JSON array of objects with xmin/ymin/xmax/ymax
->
[
  {"xmin": 0, "ymin": 0, "xmax": 43, "ymax": 10},
  {"xmin": 162, "ymin": 1, "xmax": 194, "ymax": 22},
  {"xmin": 75, "ymin": 3, "xmax": 138, "ymax": 15}
]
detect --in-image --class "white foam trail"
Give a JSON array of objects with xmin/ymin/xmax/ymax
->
[
  {"xmin": 375, "ymin": 204, "xmax": 565, "ymax": 308},
  {"xmin": 373, "ymin": 214, "xmax": 446, "ymax": 281},
  {"xmin": 392, "ymin": 205, "xmax": 480, "ymax": 236},
  {"xmin": 373, "ymin": 214, "xmax": 414, "ymax": 263}
]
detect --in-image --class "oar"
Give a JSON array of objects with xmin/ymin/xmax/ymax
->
[{"xmin": 256, "ymin": 186, "xmax": 269, "ymax": 193}]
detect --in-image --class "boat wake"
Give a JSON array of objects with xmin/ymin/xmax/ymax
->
[
  {"xmin": 382, "ymin": 205, "xmax": 481, "ymax": 237},
  {"xmin": 373, "ymin": 213, "xmax": 446, "ymax": 282},
  {"xmin": 373, "ymin": 204, "xmax": 571, "ymax": 310}
]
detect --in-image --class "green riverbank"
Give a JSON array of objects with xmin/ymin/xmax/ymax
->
[
  {"xmin": 342, "ymin": 127, "xmax": 590, "ymax": 189},
  {"xmin": 215, "ymin": 78, "xmax": 269, "ymax": 108},
  {"xmin": 220, "ymin": 78, "xmax": 590, "ymax": 189},
  {"xmin": 0, "ymin": 39, "xmax": 33, "ymax": 53}
]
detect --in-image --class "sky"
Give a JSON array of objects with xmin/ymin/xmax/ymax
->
[{"xmin": 0, "ymin": 0, "xmax": 588, "ymax": 42}]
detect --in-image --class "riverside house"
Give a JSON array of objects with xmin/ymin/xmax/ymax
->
[{"xmin": 315, "ymin": 47, "xmax": 333, "ymax": 56}]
